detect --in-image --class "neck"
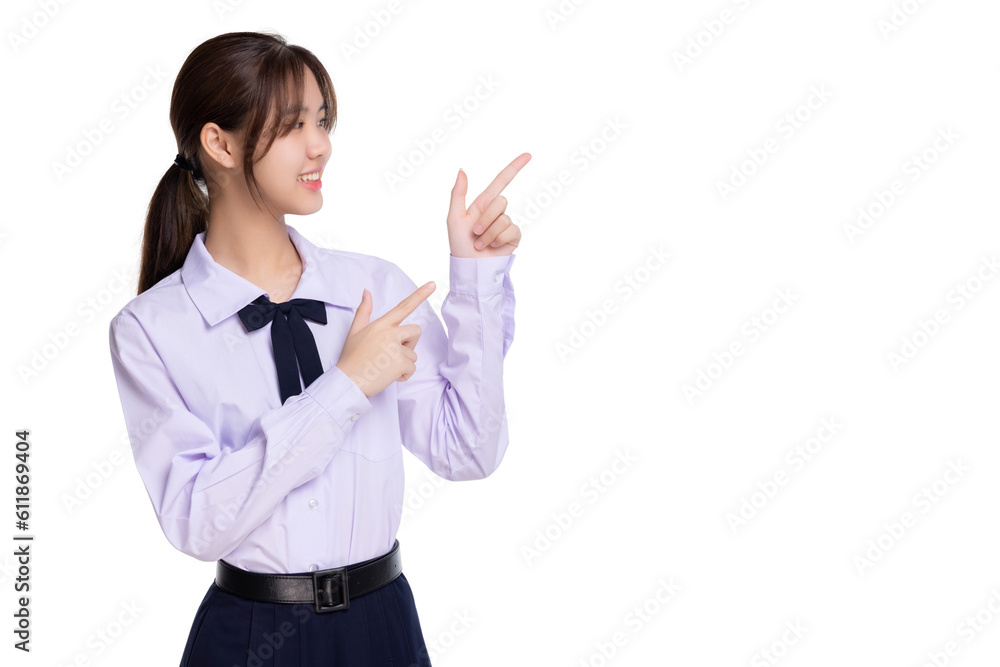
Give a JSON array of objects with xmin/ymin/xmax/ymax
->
[{"xmin": 204, "ymin": 196, "xmax": 301, "ymax": 287}]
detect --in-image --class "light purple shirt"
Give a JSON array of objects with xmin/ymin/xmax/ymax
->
[{"xmin": 108, "ymin": 224, "xmax": 515, "ymax": 573}]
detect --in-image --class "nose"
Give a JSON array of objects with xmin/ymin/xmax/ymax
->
[{"xmin": 308, "ymin": 124, "xmax": 331, "ymax": 160}]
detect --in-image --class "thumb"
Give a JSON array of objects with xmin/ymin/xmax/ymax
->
[
  {"xmin": 448, "ymin": 167, "xmax": 467, "ymax": 220},
  {"xmin": 347, "ymin": 288, "xmax": 372, "ymax": 335}
]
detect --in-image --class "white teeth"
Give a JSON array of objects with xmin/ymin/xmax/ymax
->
[{"xmin": 297, "ymin": 172, "xmax": 320, "ymax": 182}]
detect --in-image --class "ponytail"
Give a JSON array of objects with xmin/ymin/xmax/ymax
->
[{"xmin": 138, "ymin": 157, "xmax": 208, "ymax": 294}]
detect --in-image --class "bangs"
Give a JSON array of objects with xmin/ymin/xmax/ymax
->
[{"xmin": 242, "ymin": 48, "xmax": 337, "ymax": 165}]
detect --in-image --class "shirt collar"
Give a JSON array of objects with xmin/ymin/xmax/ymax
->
[{"xmin": 181, "ymin": 223, "xmax": 360, "ymax": 327}]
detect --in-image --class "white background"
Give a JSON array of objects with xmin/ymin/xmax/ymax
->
[{"xmin": 3, "ymin": 0, "xmax": 1000, "ymax": 665}]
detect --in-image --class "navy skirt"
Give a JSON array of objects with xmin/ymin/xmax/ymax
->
[{"xmin": 179, "ymin": 571, "xmax": 432, "ymax": 666}]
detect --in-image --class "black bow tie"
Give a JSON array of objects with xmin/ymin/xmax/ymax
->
[{"xmin": 237, "ymin": 295, "xmax": 327, "ymax": 404}]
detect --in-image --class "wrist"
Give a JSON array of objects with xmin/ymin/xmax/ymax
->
[{"xmin": 336, "ymin": 362, "xmax": 372, "ymax": 398}]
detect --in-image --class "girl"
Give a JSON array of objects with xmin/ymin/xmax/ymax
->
[{"xmin": 108, "ymin": 30, "xmax": 527, "ymax": 665}]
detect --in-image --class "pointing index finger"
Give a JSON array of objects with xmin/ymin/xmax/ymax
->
[
  {"xmin": 468, "ymin": 152, "xmax": 531, "ymax": 217},
  {"xmin": 381, "ymin": 280, "xmax": 436, "ymax": 326}
]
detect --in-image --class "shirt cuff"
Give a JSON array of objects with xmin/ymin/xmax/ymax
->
[
  {"xmin": 448, "ymin": 253, "xmax": 516, "ymax": 296},
  {"xmin": 302, "ymin": 364, "xmax": 374, "ymax": 434}
]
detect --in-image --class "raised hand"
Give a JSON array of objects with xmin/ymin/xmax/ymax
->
[
  {"xmin": 446, "ymin": 153, "xmax": 531, "ymax": 258},
  {"xmin": 336, "ymin": 281, "xmax": 436, "ymax": 397}
]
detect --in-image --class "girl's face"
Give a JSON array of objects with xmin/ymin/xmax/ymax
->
[{"xmin": 251, "ymin": 67, "xmax": 332, "ymax": 218}]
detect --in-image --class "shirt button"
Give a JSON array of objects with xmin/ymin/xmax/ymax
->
[
  {"xmin": 351, "ymin": 413, "xmax": 360, "ymax": 422},
  {"xmin": 493, "ymin": 271, "xmax": 503, "ymax": 284},
  {"xmin": 308, "ymin": 499, "xmax": 318, "ymax": 510},
  {"xmin": 308, "ymin": 563, "xmax": 319, "ymax": 572}
]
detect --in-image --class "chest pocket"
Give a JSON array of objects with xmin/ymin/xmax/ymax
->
[{"xmin": 337, "ymin": 386, "xmax": 401, "ymax": 462}]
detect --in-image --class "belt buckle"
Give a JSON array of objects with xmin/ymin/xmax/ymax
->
[{"xmin": 312, "ymin": 566, "xmax": 349, "ymax": 613}]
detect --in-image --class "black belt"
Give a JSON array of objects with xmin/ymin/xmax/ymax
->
[{"xmin": 215, "ymin": 539, "xmax": 402, "ymax": 613}]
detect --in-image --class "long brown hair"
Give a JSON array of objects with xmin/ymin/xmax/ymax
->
[{"xmin": 137, "ymin": 31, "xmax": 337, "ymax": 295}]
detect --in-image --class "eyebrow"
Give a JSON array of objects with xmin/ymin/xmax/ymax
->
[{"xmin": 283, "ymin": 101, "xmax": 328, "ymax": 116}]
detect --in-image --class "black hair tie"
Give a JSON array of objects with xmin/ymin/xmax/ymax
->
[{"xmin": 174, "ymin": 153, "xmax": 195, "ymax": 174}]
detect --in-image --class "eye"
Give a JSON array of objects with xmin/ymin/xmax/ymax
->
[{"xmin": 293, "ymin": 118, "xmax": 330, "ymax": 130}]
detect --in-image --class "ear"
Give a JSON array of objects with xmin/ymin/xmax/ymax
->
[{"xmin": 199, "ymin": 122, "xmax": 242, "ymax": 172}]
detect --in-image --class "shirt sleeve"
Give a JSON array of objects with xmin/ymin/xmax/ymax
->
[
  {"xmin": 391, "ymin": 252, "xmax": 516, "ymax": 480},
  {"xmin": 108, "ymin": 313, "xmax": 373, "ymax": 562}
]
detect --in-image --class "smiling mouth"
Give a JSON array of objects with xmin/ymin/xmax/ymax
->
[{"xmin": 297, "ymin": 171, "xmax": 322, "ymax": 182}]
